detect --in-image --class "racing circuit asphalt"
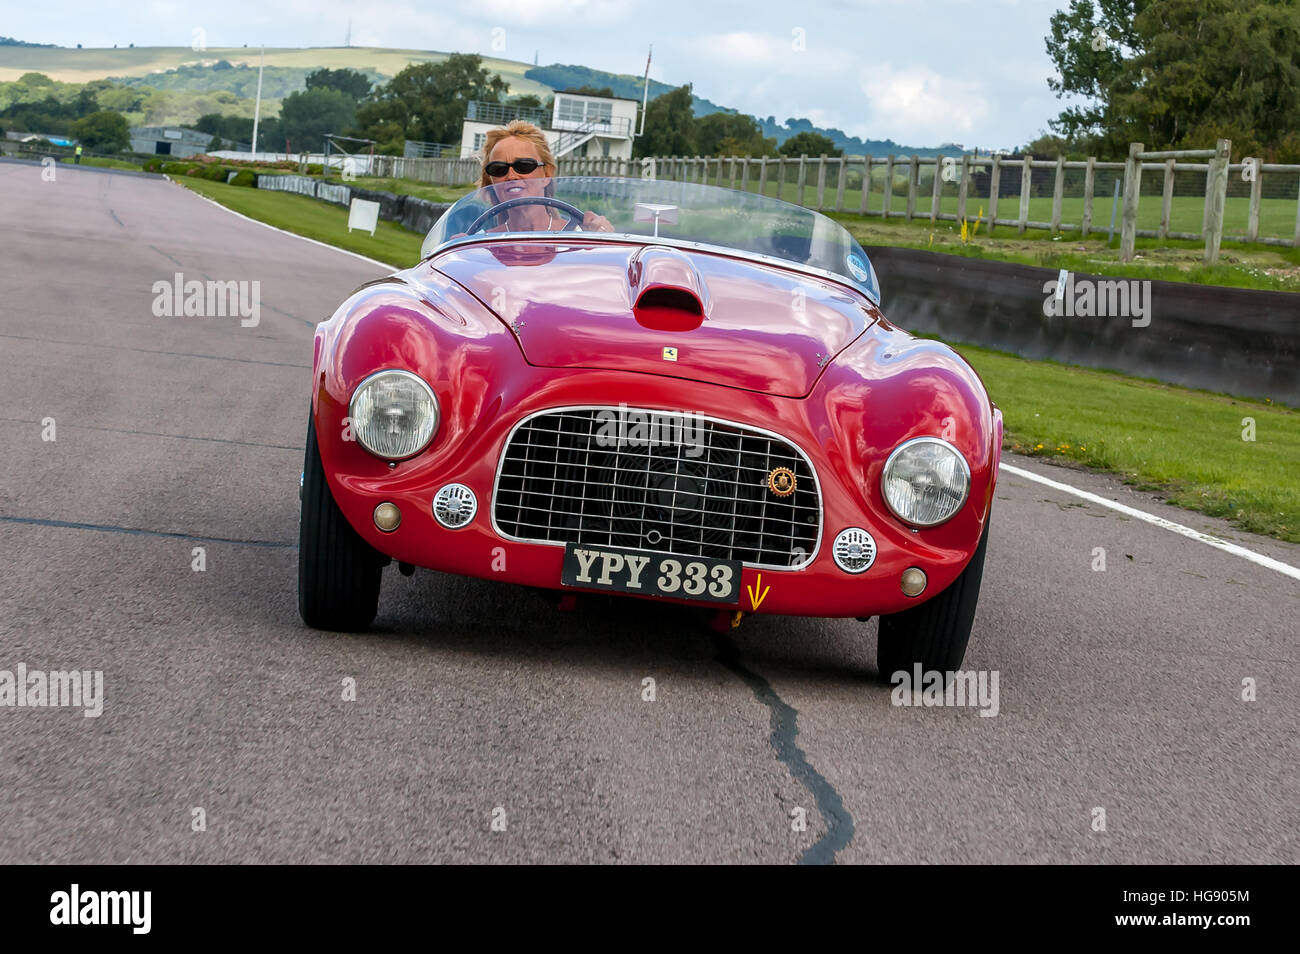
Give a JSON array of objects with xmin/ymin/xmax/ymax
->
[{"xmin": 1, "ymin": 159, "xmax": 1297, "ymax": 864}]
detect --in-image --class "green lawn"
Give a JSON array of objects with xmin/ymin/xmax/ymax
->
[
  {"xmin": 669, "ymin": 166, "xmax": 1299, "ymax": 242},
  {"xmin": 176, "ymin": 176, "xmax": 422, "ymax": 267},
  {"xmin": 958, "ymin": 342, "xmax": 1300, "ymax": 542},
  {"xmin": 832, "ymin": 219, "xmax": 1300, "ymax": 292},
  {"xmin": 348, "ymin": 176, "xmax": 475, "ymax": 204},
  {"xmin": 59, "ymin": 155, "xmax": 145, "ymax": 171}
]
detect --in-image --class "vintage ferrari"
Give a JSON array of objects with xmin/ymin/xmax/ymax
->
[{"xmin": 299, "ymin": 175, "xmax": 1002, "ymax": 675}]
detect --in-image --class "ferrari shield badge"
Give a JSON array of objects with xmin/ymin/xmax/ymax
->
[{"xmin": 662, "ymin": 347, "xmax": 678, "ymax": 362}]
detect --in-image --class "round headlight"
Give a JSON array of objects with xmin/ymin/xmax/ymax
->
[
  {"xmin": 881, "ymin": 437, "xmax": 970, "ymax": 527},
  {"xmin": 349, "ymin": 369, "xmax": 439, "ymax": 460}
]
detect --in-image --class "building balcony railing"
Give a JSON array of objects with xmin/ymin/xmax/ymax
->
[
  {"xmin": 465, "ymin": 101, "xmax": 551, "ymax": 127},
  {"xmin": 552, "ymin": 115, "xmax": 635, "ymax": 139}
]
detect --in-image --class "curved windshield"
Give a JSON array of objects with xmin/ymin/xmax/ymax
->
[{"xmin": 422, "ymin": 176, "xmax": 879, "ymax": 300}]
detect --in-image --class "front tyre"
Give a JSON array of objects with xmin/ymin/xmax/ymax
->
[
  {"xmin": 876, "ymin": 518, "xmax": 989, "ymax": 679},
  {"xmin": 298, "ymin": 412, "xmax": 383, "ymax": 631}
]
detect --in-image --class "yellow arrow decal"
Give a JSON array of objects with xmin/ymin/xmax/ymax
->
[{"xmin": 746, "ymin": 573, "xmax": 771, "ymax": 612}]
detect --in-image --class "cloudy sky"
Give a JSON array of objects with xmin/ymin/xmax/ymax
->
[{"xmin": 8, "ymin": 0, "xmax": 1076, "ymax": 150}]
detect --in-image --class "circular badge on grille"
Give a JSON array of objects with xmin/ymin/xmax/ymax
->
[{"xmin": 767, "ymin": 466, "xmax": 797, "ymax": 497}]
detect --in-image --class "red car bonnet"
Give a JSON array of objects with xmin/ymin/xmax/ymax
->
[{"xmin": 429, "ymin": 240, "xmax": 873, "ymax": 398}]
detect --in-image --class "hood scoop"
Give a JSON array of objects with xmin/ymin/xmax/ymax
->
[
  {"xmin": 630, "ymin": 246, "xmax": 708, "ymax": 332},
  {"xmin": 429, "ymin": 242, "xmax": 868, "ymax": 397}
]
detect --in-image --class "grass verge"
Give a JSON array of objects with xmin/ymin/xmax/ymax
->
[
  {"xmin": 349, "ymin": 175, "xmax": 474, "ymax": 204},
  {"xmin": 955, "ymin": 342, "xmax": 1299, "ymax": 543},
  {"xmin": 59, "ymin": 156, "xmax": 146, "ymax": 171},
  {"xmin": 175, "ymin": 176, "xmax": 423, "ymax": 267},
  {"xmin": 830, "ymin": 214, "xmax": 1300, "ymax": 292},
  {"xmin": 179, "ymin": 174, "xmax": 1300, "ymax": 544}
]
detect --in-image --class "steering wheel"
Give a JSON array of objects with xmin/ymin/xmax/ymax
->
[{"xmin": 465, "ymin": 195, "xmax": 586, "ymax": 235}]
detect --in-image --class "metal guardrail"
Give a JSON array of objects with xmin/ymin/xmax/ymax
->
[
  {"xmin": 403, "ymin": 140, "xmax": 460, "ymax": 159},
  {"xmin": 258, "ymin": 174, "xmax": 351, "ymax": 206}
]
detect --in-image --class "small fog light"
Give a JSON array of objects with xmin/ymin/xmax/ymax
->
[
  {"xmin": 373, "ymin": 502, "xmax": 402, "ymax": 532},
  {"xmin": 900, "ymin": 567, "xmax": 927, "ymax": 597}
]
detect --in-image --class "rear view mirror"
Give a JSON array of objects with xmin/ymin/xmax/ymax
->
[{"xmin": 634, "ymin": 203, "xmax": 679, "ymax": 237}]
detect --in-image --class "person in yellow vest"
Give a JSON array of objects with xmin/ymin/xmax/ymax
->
[{"xmin": 74, "ymin": 144, "xmax": 82, "ymax": 164}]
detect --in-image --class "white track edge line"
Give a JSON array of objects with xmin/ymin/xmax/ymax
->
[
  {"xmin": 999, "ymin": 461, "xmax": 1300, "ymax": 582},
  {"xmin": 168, "ymin": 177, "xmax": 399, "ymax": 272}
]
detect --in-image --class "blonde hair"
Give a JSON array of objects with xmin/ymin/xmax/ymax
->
[{"xmin": 479, "ymin": 120, "xmax": 557, "ymax": 187}]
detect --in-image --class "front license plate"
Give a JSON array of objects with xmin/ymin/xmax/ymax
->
[{"xmin": 561, "ymin": 544, "xmax": 741, "ymax": 605}]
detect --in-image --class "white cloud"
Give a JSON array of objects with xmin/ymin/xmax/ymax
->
[
  {"xmin": 683, "ymin": 30, "xmax": 853, "ymax": 74},
  {"xmin": 857, "ymin": 63, "xmax": 989, "ymax": 144}
]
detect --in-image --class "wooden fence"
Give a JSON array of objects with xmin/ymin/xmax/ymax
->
[{"xmin": 362, "ymin": 144, "xmax": 1300, "ymax": 263}]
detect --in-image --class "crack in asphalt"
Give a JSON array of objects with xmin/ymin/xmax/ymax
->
[
  {"xmin": 0, "ymin": 333, "xmax": 311, "ymax": 369},
  {"xmin": 0, "ymin": 514, "xmax": 295, "ymax": 548},
  {"xmin": 197, "ymin": 270, "xmax": 318, "ymax": 329},
  {"xmin": 0, "ymin": 417, "xmax": 299, "ymax": 450},
  {"xmin": 263, "ymin": 301, "xmax": 318, "ymax": 328},
  {"xmin": 712, "ymin": 633, "xmax": 855, "ymax": 865},
  {"xmin": 151, "ymin": 243, "xmax": 185, "ymax": 267}
]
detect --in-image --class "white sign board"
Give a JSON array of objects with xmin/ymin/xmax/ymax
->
[{"xmin": 348, "ymin": 198, "xmax": 381, "ymax": 236}]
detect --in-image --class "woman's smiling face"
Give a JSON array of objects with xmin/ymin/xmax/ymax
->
[{"xmin": 487, "ymin": 137, "xmax": 549, "ymax": 201}]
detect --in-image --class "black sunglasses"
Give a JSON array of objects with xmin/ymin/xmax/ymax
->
[{"xmin": 484, "ymin": 158, "xmax": 545, "ymax": 177}]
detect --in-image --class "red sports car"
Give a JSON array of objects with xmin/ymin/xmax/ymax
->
[{"xmin": 299, "ymin": 175, "xmax": 1002, "ymax": 675}]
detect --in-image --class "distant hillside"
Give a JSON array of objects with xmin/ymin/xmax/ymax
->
[
  {"xmin": 1, "ymin": 37, "xmax": 55, "ymax": 47},
  {"xmin": 0, "ymin": 46, "xmax": 554, "ymax": 98},
  {"xmin": 0, "ymin": 45, "xmax": 952, "ymax": 156},
  {"xmin": 110, "ymin": 61, "xmax": 386, "ymax": 100}
]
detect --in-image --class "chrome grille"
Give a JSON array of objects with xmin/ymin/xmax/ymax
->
[{"xmin": 492, "ymin": 407, "xmax": 821, "ymax": 568}]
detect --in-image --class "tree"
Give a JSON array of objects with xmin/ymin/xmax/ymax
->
[
  {"xmin": 778, "ymin": 131, "xmax": 840, "ymax": 157},
  {"xmin": 561, "ymin": 85, "xmax": 614, "ymax": 97},
  {"xmin": 1044, "ymin": 0, "xmax": 1151, "ymax": 147},
  {"xmin": 0, "ymin": 95, "xmax": 75, "ymax": 136},
  {"xmin": 278, "ymin": 87, "xmax": 356, "ymax": 153},
  {"xmin": 72, "ymin": 87, "xmax": 100, "ymax": 118},
  {"xmin": 1025, "ymin": 131, "xmax": 1084, "ymax": 157},
  {"xmin": 355, "ymin": 54, "xmax": 507, "ymax": 148},
  {"xmin": 305, "ymin": 68, "xmax": 372, "ymax": 102},
  {"xmin": 634, "ymin": 85, "xmax": 695, "ymax": 157},
  {"xmin": 94, "ymin": 85, "xmax": 145, "ymax": 113},
  {"xmin": 693, "ymin": 111, "xmax": 775, "ymax": 156},
  {"xmin": 1108, "ymin": 0, "xmax": 1300, "ymax": 159},
  {"xmin": 71, "ymin": 110, "xmax": 129, "ymax": 152},
  {"xmin": 196, "ymin": 112, "xmax": 254, "ymax": 143},
  {"xmin": 1044, "ymin": 0, "xmax": 1300, "ymax": 159}
]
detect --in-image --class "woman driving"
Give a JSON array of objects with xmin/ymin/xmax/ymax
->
[{"xmin": 474, "ymin": 120, "xmax": 614, "ymax": 233}]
